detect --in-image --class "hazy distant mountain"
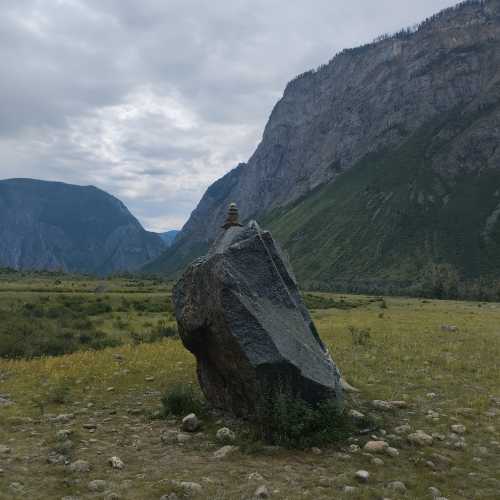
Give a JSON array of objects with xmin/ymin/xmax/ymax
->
[
  {"xmin": 0, "ymin": 178, "xmax": 164, "ymax": 275},
  {"xmin": 146, "ymin": 0, "xmax": 500, "ymax": 292},
  {"xmin": 158, "ymin": 230, "xmax": 179, "ymax": 247}
]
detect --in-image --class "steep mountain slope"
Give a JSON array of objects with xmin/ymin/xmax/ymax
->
[
  {"xmin": 146, "ymin": 0, "xmax": 500, "ymax": 289},
  {"xmin": 0, "ymin": 179, "xmax": 165, "ymax": 275},
  {"xmin": 158, "ymin": 230, "xmax": 179, "ymax": 247}
]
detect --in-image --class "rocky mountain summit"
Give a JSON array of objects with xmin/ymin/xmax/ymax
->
[
  {"xmin": 147, "ymin": 0, "xmax": 500, "ymax": 291},
  {"xmin": 0, "ymin": 178, "xmax": 164, "ymax": 275}
]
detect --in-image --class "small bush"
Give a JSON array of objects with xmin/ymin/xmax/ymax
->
[
  {"xmin": 160, "ymin": 383, "xmax": 205, "ymax": 417},
  {"xmin": 46, "ymin": 380, "xmax": 72, "ymax": 405},
  {"xmin": 254, "ymin": 388, "xmax": 352, "ymax": 449},
  {"xmin": 348, "ymin": 326, "xmax": 371, "ymax": 346}
]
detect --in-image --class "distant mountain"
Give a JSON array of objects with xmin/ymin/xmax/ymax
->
[
  {"xmin": 0, "ymin": 179, "xmax": 164, "ymax": 275},
  {"xmin": 158, "ymin": 230, "xmax": 179, "ymax": 247},
  {"xmin": 146, "ymin": 0, "xmax": 500, "ymax": 294}
]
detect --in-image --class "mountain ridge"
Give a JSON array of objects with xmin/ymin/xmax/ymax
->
[
  {"xmin": 0, "ymin": 178, "xmax": 165, "ymax": 275},
  {"xmin": 145, "ymin": 0, "xmax": 500, "ymax": 293}
]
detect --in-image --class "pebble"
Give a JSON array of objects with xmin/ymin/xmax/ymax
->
[
  {"xmin": 248, "ymin": 472, "xmax": 264, "ymax": 482},
  {"xmin": 178, "ymin": 481, "xmax": 202, "ymax": 496},
  {"xmin": 371, "ymin": 457, "xmax": 384, "ymax": 466},
  {"xmin": 394, "ymin": 424, "xmax": 411, "ymax": 434},
  {"xmin": 0, "ymin": 445, "xmax": 11, "ymax": 454},
  {"xmin": 428, "ymin": 486, "xmax": 442, "ymax": 497},
  {"xmin": 355, "ymin": 470, "xmax": 370, "ymax": 483},
  {"xmin": 387, "ymin": 480, "xmax": 407, "ymax": 492},
  {"xmin": 408, "ymin": 430, "xmax": 433, "ymax": 446},
  {"xmin": 108, "ymin": 456, "xmax": 125, "ymax": 469},
  {"xmin": 385, "ymin": 447, "xmax": 400, "ymax": 457},
  {"xmin": 348, "ymin": 409, "xmax": 365, "ymax": 419},
  {"xmin": 215, "ymin": 427, "xmax": 236, "ymax": 444},
  {"xmin": 451, "ymin": 424, "xmax": 466, "ymax": 434},
  {"xmin": 181, "ymin": 413, "xmax": 200, "ymax": 432},
  {"xmin": 363, "ymin": 440, "xmax": 388, "ymax": 453},
  {"xmin": 69, "ymin": 460, "xmax": 91, "ymax": 473},
  {"xmin": 88, "ymin": 480, "xmax": 109, "ymax": 492},
  {"xmin": 213, "ymin": 445, "xmax": 239, "ymax": 459},
  {"xmin": 254, "ymin": 485, "xmax": 270, "ymax": 498}
]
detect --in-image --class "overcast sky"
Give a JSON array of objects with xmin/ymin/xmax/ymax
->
[{"xmin": 0, "ymin": 0, "xmax": 459, "ymax": 231}]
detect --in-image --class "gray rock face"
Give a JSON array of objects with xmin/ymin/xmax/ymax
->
[
  {"xmin": 148, "ymin": 0, "xmax": 500, "ymax": 276},
  {"xmin": 173, "ymin": 221, "xmax": 342, "ymax": 417},
  {"xmin": 0, "ymin": 178, "xmax": 164, "ymax": 274}
]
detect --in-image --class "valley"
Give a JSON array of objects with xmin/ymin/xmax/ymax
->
[{"xmin": 1, "ymin": 273, "xmax": 499, "ymax": 499}]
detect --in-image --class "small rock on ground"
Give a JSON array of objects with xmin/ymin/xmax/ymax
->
[
  {"xmin": 181, "ymin": 413, "xmax": 200, "ymax": 432},
  {"xmin": 254, "ymin": 485, "xmax": 270, "ymax": 498},
  {"xmin": 355, "ymin": 470, "xmax": 370, "ymax": 483},
  {"xmin": 213, "ymin": 445, "xmax": 239, "ymax": 459}
]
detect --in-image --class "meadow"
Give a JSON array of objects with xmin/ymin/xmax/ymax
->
[{"xmin": 0, "ymin": 272, "xmax": 499, "ymax": 499}]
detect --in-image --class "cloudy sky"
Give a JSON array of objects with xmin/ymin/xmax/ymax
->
[{"xmin": 0, "ymin": 0, "xmax": 459, "ymax": 231}]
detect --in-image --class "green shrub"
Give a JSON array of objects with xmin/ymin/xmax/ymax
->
[
  {"xmin": 160, "ymin": 383, "xmax": 205, "ymax": 417},
  {"xmin": 254, "ymin": 388, "xmax": 352, "ymax": 449},
  {"xmin": 348, "ymin": 326, "xmax": 371, "ymax": 346}
]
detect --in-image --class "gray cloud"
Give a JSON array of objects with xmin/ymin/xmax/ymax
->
[{"xmin": 0, "ymin": 0, "xmax": 459, "ymax": 231}]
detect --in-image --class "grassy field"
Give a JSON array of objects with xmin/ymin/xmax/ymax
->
[{"xmin": 0, "ymin": 274, "xmax": 499, "ymax": 499}]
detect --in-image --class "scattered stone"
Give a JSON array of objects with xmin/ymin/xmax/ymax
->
[
  {"xmin": 213, "ymin": 445, "xmax": 239, "ymax": 459},
  {"xmin": 408, "ymin": 430, "xmax": 433, "ymax": 446},
  {"xmin": 176, "ymin": 433, "xmax": 192, "ymax": 444},
  {"xmin": 181, "ymin": 413, "xmax": 200, "ymax": 432},
  {"xmin": 145, "ymin": 376, "xmax": 155, "ymax": 382},
  {"xmin": 395, "ymin": 424, "xmax": 411, "ymax": 434},
  {"xmin": 364, "ymin": 441, "xmax": 388, "ymax": 453},
  {"xmin": 69, "ymin": 460, "xmax": 91, "ymax": 473},
  {"xmin": 47, "ymin": 452, "xmax": 67, "ymax": 465},
  {"xmin": 108, "ymin": 456, "xmax": 124, "ymax": 469},
  {"xmin": 160, "ymin": 494, "xmax": 179, "ymax": 500},
  {"xmin": 451, "ymin": 424, "xmax": 466, "ymax": 434},
  {"xmin": 311, "ymin": 447, "xmax": 322, "ymax": 455},
  {"xmin": 348, "ymin": 444, "xmax": 360, "ymax": 453},
  {"xmin": 355, "ymin": 470, "xmax": 370, "ymax": 483},
  {"xmin": 0, "ymin": 445, "xmax": 11, "ymax": 454},
  {"xmin": 88, "ymin": 480, "xmax": 109, "ymax": 492},
  {"xmin": 254, "ymin": 485, "xmax": 270, "ymax": 498},
  {"xmin": 441, "ymin": 325, "xmax": 458, "ymax": 332},
  {"xmin": 371, "ymin": 457, "xmax": 385, "ymax": 466},
  {"xmin": 0, "ymin": 395, "xmax": 13, "ymax": 406},
  {"xmin": 53, "ymin": 414, "xmax": 75, "ymax": 423},
  {"xmin": 372, "ymin": 400, "xmax": 393, "ymax": 411},
  {"xmin": 83, "ymin": 422, "xmax": 97, "ymax": 430},
  {"xmin": 173, "ymin": 219, "xmax": 343, "ymax": 417},
  {"xmin": 178, "ymin": 481, "xmax": 202, "ymax": 496},
  {"xmin": 348, "ymin": 409, "xmax": 365, "ymax": 419},
  {"xmin": 387, "ymin": 481, "xmax": 407, "ymax": 492},
  {"xmin": 385, "ymin": 447, "xmax": 400, "ymax": 457},
  {"xmin": 248, "ymin": 472, "xmax": 264, "ymax": 482},
  {"xmin": 428, "ymin": 486, "xmax": 442, "ymax": 498},
  {"xmin": 215, "ymin": 427, "xmax": 236, "ymax": 444}
]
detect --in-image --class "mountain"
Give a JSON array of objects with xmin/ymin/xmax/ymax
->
[
  {"xmin": 158, "ymin": 230, "xmax": 179, "ymax": 247},
  {"xmin": 146, "ymin": 0, "xmax": 500, "ymax": 293},
  {"xmin": 0, "ymin": 179, "xmax": 165, "ymax": 275}
]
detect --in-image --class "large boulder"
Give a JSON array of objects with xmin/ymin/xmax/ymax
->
[{"xmin": 173, "ymin": 220, "xmax": 342, "ymax": 417}]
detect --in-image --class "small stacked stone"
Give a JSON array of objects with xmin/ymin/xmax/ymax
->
[{"xmin": 222, "ymin": 203, "xmax": 243, "ymax": 229}]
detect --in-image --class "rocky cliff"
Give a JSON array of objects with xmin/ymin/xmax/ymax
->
[
  {"xmin": 146, "ymin": 0, "xmax": 500, "ymax": 288},
  {"xmin": 0, "ymin": 179, "xmax": 165, "ymax": 275}
]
